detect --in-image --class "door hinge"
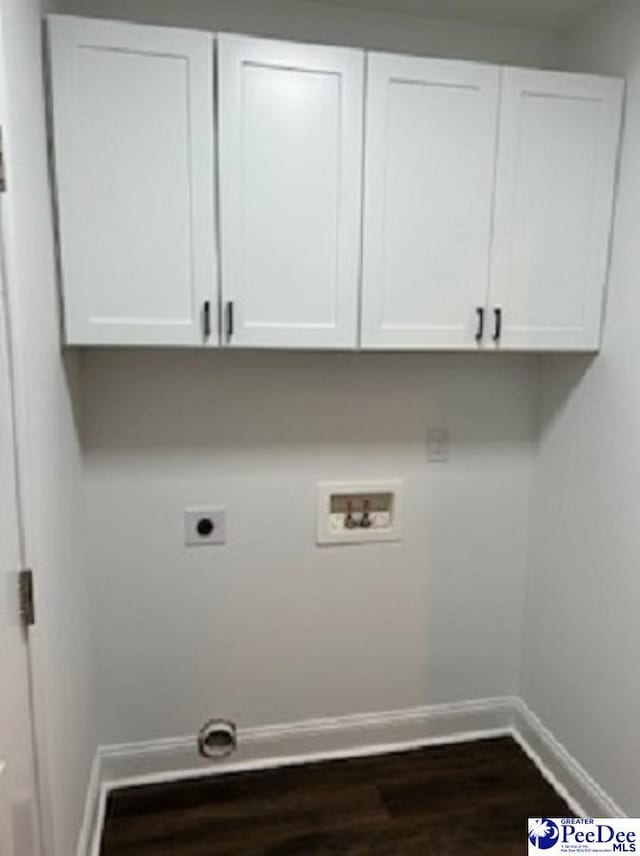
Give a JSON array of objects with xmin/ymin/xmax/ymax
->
[
  {"xmin": 18, "ymin": 569, "xmax": 35, "ymax": 627},
  {"xmin": 0, "ymin": 126, "xmax": 7, "ymax": 193}
]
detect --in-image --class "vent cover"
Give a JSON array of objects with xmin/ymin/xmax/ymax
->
[{"xmin": 198, "ymin": 719, "xmax": 237, "ymax": 760}]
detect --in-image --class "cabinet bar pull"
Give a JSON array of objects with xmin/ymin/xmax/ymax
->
[
  {"xmin": 203, "ymin": 300, "xmax": 211, "ymax": 339},
  {"xmin": 493, "ymin": 307, "xmax": 503, "ymax": 343},
  {"xmin": 226, "ymin": 300, "xmax": 234, "ymax": 341},
  {"xmin": 475, "ymin": 307, "xmax": 485, "ymax": 343}
]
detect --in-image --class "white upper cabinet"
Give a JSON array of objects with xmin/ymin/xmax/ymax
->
[
  {"xmin": 48, "ymin": 17, "xmax": 623, "ymax": 353},
  {"xmin": 49, "ymin": 16, "xmax": 217, "ymax": 346},
  {"xmin": 489, "ymin": 68, "xmax": 624, "ymax": 351},
  {"xmin": 361, "ymin": 54, "xmax": 501, "ymax": 350},
  {"xmin": 218, "ymin": 35, "xmax": 364, "ymax": 349}
]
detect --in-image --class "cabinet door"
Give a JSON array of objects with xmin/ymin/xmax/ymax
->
[
  {"xmin": 218, "ymin": 35, "xmax": 363, "ymax": 349},
  {"xmin": 490, "ymin": 69, "xmax": 623, "ymax": 351},
  {"xmin": 49, "ymin": 16, "xmax": 217, "ymax": 346},
  {"xmin": 361, "ymin": 54, "xmax": 500, "ymax": 350}
]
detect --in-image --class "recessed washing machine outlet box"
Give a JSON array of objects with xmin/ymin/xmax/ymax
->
[{"xmin": 317, "ymin": 480, "xmax": 403, "ymax": 545}]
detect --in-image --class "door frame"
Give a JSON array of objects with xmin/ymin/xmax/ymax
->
[
  {"xmin": 0, "ymin": 4, "xmax": 50, "ymax": 853},
  {"xmin": 0, "ymin": 192, "xmax": 45, "ymax": 855}
]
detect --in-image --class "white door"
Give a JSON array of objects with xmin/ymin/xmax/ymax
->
[
  {"xmin": 0, "ymin": 272, "xmax": 40, "ymax": 855},
  {"xmin": 48, "ymin": 16, "xmax": 218, "ymax": 346},
  {"xmin": 218, "ymin": 35, "xmax": 364, "ymax": 349},
  {"xmin": 361, "ymin": 54, "xmax": 500, "ymax": 350},
  {"xmin": 490, "ymin": 68, "xmax": 623, "ymax": 351}
]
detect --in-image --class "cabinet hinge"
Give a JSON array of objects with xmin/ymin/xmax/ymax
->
[
  {"xmin": 18, "ymin": 569, "xmax": 35, "ymax": 627},
  {"xmin": 0, "ymin": 126, "xmax": 7, "ymax": 193}
]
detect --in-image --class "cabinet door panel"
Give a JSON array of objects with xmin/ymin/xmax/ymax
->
[
  {"xmin": 218, "ymin": 35, "xmax": 363, "ymax": 348},
  {"xmin": 361, "ymin": 55, "xmax": 500, "ymax": 350},
  {"xmin": 490, "ymin": 69, "xmax": 623, "ymax": 351},
  {"xmin": 49, "ymin": 16, "xmax": 217, "ymax": 346}
]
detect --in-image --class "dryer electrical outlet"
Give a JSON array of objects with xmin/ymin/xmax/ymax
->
[
  {"xmin": 184, "ymin": 507, "xmax": 226, "ymax": 546},
  {"xmin": 316, "ymin": 481, "xmax": 403, "ymax": 545}
]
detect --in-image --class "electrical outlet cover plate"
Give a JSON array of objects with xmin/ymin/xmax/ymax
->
[
  {"xmin": 317, "ymin": 480, "xmax": 403, "ymax": 545},
  {"xmin": 427, "ymin": 427, "xmax": 450, "ymax": 462},
  {"xmin": 184, "ymin": 507, "xmax": 226, "ymax": 546}
]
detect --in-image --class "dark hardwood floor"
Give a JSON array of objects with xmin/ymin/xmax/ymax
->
[{"xmin": 101, "ymin": 737, "xmax": 570, "ymax": 855}]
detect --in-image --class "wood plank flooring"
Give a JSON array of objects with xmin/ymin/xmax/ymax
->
[{"xmin": 101, "ymin": 737, "xmax": 571, "ymax": 855}]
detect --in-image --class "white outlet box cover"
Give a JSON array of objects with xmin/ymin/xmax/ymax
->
[{"xmin": 317, "ymin": 480, "xmax": 403, "ymax": 545}]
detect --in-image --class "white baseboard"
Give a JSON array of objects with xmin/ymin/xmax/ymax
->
[
  {"xmin": 78, "ymin": 696, "xmax": 624, "ymax": 856},
  {"xmin": 99, "ymin": 695, "xmax": 514, "ymax": 789},
  {"xmin": 512, "ymin": 698, "xmax": 625, "ymax": 819}
]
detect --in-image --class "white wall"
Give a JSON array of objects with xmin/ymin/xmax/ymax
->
[
  {"xmin": 0, "ymin": 0, "xmax": 97, "ymax": 853},
  {"xmin": 82, "ymin": 351, "xmax": 536, "ymax": 742},
  {"xmin": 522, "ymin": 0, "xmax": 640, "ymax": 817},
  {"xmin": 54, "ymin": 0, "xmax": 566, "ymax": 67}
]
